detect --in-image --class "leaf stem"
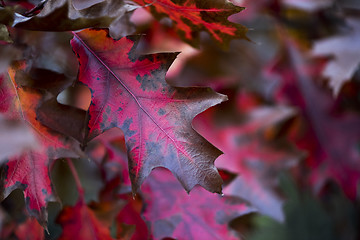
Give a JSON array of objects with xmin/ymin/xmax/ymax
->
[{"xmin": 66, "ymin": 158, "xmax": 85, "ymax": 199}]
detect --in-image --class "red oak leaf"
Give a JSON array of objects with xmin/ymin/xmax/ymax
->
[
  {"xmin": 12, "ymin": 0, "xmax": 130, "ymax": 34},
  {"xmin": 131, "ymin": 0, "xmax": 248, "ymax": 48},
  {"xmin": 57, "ymin": 199, "xmax": 113, "ymax": 240},
  {"xmin": 15, "ymin": 67, "xmax": 88, "ymax": 143},
  {"xmin": 193, "ymin": 101, "xmax": 302, "ymax": 221},
  {"xmin": 0, "ymin": 71, "xmax": 16, "ymax": 114},
  {"xmin": 0, "ymin": 64, "xmax": 80, "ymax": 226},
  {"xmin": 141, "ymin": 168, "xmax": 255, "ymax": 240},
  {"xmin": 71, "ymin": 29, "xmax": 227, "ymax": 194},
  {"xmin": 270, "ymin": 40, "xmax": 360, "ymax": 199},
  {"xmin": 88, "ymin": 138, "xmax": 149, "ymax": 240}
]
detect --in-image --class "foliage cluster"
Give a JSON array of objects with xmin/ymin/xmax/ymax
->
[{"xmin": 0, "ymin": 0, "xmax": 360, "ymax": 239}]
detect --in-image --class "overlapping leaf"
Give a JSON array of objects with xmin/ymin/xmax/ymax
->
[
  {"xmin": 194, "ymin": 101, "xmax": 302, "ymax": 221},
  {"xmin": 57, "ymin": 199, "xmax": 113, "ymax": 240},
  {"xmin": 131, "ymin": 0, "xmax": 248, "ymax": 48},
  {"xmin": 15, "ymin": 67, "xmax": 88, "ymax": 143},
  {"xmin": 87, "ymin": 134, "xmax": 148, "ymax": 239},
  {"xmin": 0, "ymin": 64, "xmax": 81, "ymax": 226},
  {"xmin": 116, "ymin": 195, "xmax": 149, "ymax": 240},
  {"xmin": 272, "ymin": 41, "xmax": 360, "ymax": 199},
  {"xmin": 141, "ymin": 168, "xmax": 255, "ymax": 240},
  {"xmin": 71, "ymin": 28, "xmax": 227, "ymax": 194},
  {"xmin": 9, "ymin": 0, "xmax": 136, "ymax": 37}
]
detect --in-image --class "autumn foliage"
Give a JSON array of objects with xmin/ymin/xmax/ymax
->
[{"xmin": 0, "ymin": 0, "xmax": 360, "ymax": 239}]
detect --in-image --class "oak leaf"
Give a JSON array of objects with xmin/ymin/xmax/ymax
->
[
  {"xmin": 272, "ymin": 41, "xmax": 360, "ymax": 199},
  {"xmin": 194, "ymin": 103, "xmax": 301, "ymax": 221},
  {"xmin": 13, "ymin": 0, "xmax": 136, "ymax": 37},
  {"xmin": 71, "ymin": 28, "xmax": 227, "ymax": 194},
  {"xmin": 131, "ymin": 0, "xmax": 248, "ymax": 48},
  {"xmin": 14, "ymin": 67, "xmax": 88, "ymax": 144},
  {"xmin": 0, "ymin": 64, "xmax": 81, "ymax": 226},
  {"xmin": 141, "ymin": 168, "xmax": 255, "ymax": 240}
]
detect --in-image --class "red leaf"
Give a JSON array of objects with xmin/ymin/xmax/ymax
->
[
  {"xmin": 194, "ymin": 102, "xmax": 302, "ymax": 221},
  {"xmin": 0, "ymin": 72, "xmax": 16, "ymax": 114},
  {"xmin": 13, "ymin": 0, "xmax": 124, "ymax": 32},
  {"xmin": 131, "ymin": 0, "xmax": 248, "ymax": 48},
  {"xmin": 0, "ymin": 64, "xmax": 80, "ymax": 226},
  {"xmin": 141, "ymin": 168, "xmax": 255, "ymax": 240},
  {"xmin": 57, "ymin": 199, "xmax": 113, "ymax": 240},
  {"xmin": 116, "ymin": 196, "xmax": 149, "ymax": 240},
  {"xmin": 71, "ymin": 29, "xmax": 227, "ymax": 194},
  {"xmin": 89, "ymin": 139, "xmax": 148, "ymax": 240},
  {"xmin": 271, "ymin": 41, "xmax": 360, "ymax": 199},
  {"xmin": 18, "ymin": 68, "xmax": 88, "ymax": 142}
]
